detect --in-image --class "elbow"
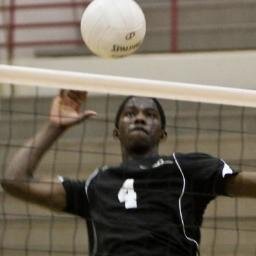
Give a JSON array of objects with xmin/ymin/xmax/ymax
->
[
  {"xmin": 1, "ymin": 179, "xmax": 7, "ymax": 190},
  {"xmin": 1, "ymin": 179, "xmax": 12, "ymax": 195},
  {"xmin": 1, "ymin": 177, "xmax": 29, "ymax": 199},
  {"xmin": 1, "ymin": 175, "xmax": 16, "ymax": 194},
  {"xmin": 1, "ymin": 173, "xmax": 27, "ymax": 195},
  {"xmin": 1, "ymin": 163, "xmax": 33, "ymax": 195},
  {"xmin": 1, "ymin": 180, "xmax": 11, "ymax": 193}
]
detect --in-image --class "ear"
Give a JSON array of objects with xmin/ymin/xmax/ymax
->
[
  {"xmin": 160, "ymin": 130, "xmax": 167, "ymax": 141},
  {"xmin": 113, "ymin": 128, "xmax": 120, "ymax": 139}
]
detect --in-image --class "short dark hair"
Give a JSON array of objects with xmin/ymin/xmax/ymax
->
[{"xmin": 114, "ymin": 96, "xmax": 166, "ymax": 129}]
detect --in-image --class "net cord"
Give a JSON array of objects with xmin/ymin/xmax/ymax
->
[{"xmin": 0, "ymin": 64, "xmax": 256, "ymax": 107}]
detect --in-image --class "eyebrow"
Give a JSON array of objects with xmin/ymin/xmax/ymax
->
[
  {"xmin": 123, "ymin": 106, "xmax": 160, "ymax": 116},
  {"xmin": 124, "ymin": 106, "xmax": 158, "ymax": 111}
]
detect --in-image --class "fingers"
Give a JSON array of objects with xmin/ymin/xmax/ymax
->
[
  {"xmin": 60, "ymin": 90, "xmax": 87, "ymax": 112},
  {"xmin": 83, "ymin": 110, "xmax": 98, "ymax": 118},
  {"xmin": 77, "ymin": 110, "xmax": 97, "ymax": 124},
  {"xmin": 60, "ymin": 90, "xmax": 87, "ymax": 103}
]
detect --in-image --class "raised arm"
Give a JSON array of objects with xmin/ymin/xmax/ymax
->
[
  {"xmin": 226, "ymin": 171, "xmax": 256, "ymax": 198},
  {"xmin": 1, "ymin": 90, "xmax": 97, "ymax": 211}
]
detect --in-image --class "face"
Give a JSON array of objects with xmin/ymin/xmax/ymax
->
[{"xmin": 115, "ymin": 97, "xmax": 165, "ymax": 154}]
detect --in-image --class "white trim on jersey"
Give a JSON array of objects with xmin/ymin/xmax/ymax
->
[
  {"xmin": 173, "ymin": 153, "xmax": 200, "ymax": 252},
  {"xmin": 85, "ymin": 168, "xmax": 100, "ymax": 256},
  {"xmin": 85, "ymin": 168, "xmax": 99, "ymax": 197},
  {"xmin": 57, "ymin": 175, "xmax": 64, "ymax": 183},
  {"xmin": 221, "ymin": 160, "xmax": 234, "ymax": 178}
]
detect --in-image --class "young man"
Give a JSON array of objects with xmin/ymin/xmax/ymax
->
[{"xmin": 1, "ymin": 90, "xmax": 256, "ymax": 256}]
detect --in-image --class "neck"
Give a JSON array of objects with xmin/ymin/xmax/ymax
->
[{"xmin": 121, "ymin": 147, "xmax": 159, "ymax": 162}]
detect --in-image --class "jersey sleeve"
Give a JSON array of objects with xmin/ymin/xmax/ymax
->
[
  {"xmin": 61, "ymin": 178, "xmax": 90, "ymax": 218},
  {"xmin": 174, "ymin": 152, "xmax": 239, "ymax": 197}
]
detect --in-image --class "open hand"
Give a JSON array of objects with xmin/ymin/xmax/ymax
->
[{"xmin": 50, "ymin": 90, "xmax": 97, "ymax": 128}]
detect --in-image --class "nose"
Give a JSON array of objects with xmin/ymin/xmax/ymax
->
[{"xmin": 134, "ymin": 111, "xmax": 146, "ymax": 124}]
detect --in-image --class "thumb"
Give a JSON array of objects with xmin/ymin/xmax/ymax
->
[{"xmin": 78, "ymin": 110, "xmax": 97, "ymax": 122}]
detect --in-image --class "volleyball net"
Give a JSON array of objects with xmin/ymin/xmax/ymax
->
[{"xmin": 0, "ymin": 65, "xmax": 256, "ymax": 256}]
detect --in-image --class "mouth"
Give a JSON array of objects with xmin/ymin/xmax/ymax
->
[{"xmin": 130, "ymin": 126, "xmax": 149, "ymax": 135}]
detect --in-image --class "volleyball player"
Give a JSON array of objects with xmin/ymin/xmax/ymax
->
[{"xmin": 2, "ymin": 90, "xmax": 256, "ymax": 256}]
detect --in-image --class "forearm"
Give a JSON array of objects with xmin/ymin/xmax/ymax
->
[
  {"xmin": 1, "ymin": 122, "xmax": 68, "ymax": 210},
  {"xmin": 3, "ymin": 123, "xmax": 65, "ymax": 182},
  {"xmin": 226, "ymin": 172, "xmax": 256, "ymax": 198}
]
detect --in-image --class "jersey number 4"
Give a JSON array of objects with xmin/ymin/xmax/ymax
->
[{"xmin": 118, "ymin": 179, "xmax": 137, "ymax": 209}]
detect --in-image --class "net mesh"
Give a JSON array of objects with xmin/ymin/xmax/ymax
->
[{"xmin": 0, "ymin": 84, "xmax": 256, "ymax": 256}]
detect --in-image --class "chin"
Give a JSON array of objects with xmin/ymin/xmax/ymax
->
[{"xmin": 127, "ymin": 139, "xmax": 151, "ymax": 154}]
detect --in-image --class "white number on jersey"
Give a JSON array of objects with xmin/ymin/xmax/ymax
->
[{"xmin": 118, "ymin": 179, "xmax": 137, "ymax": 209}]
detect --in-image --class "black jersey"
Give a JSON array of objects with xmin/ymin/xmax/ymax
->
[{"xmin": 62, "ymin": 153, "xmax": 237, "ymax": 256}]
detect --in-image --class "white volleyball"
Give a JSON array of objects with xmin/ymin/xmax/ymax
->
[{"xmin": 80, "ymin": 0, "xmax": 146, "ymax": 58}]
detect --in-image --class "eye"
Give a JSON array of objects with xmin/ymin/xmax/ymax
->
[
  {"xmin": 146, "ymin": 111, "xmax": 157, "ymax": 118},
  {"xmin": 124, "ymin": 110, "xmax": 135, "ymax": 118}
]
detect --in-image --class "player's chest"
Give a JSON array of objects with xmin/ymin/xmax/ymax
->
[{"xmin": 88, "ymin": 162, "xmax": 184, "ymax": 211}]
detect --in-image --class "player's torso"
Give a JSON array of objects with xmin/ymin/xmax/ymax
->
[{"xmin": 86, "ymin": 156, "xmax": 198, "ymax": 256}]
